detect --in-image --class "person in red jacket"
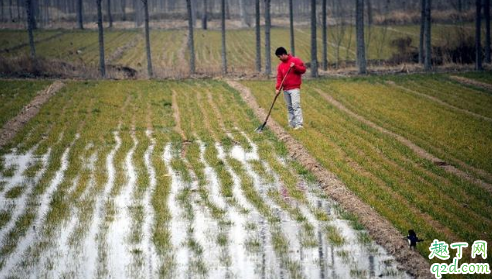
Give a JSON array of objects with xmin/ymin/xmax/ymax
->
[{"xmin": 275, "ymin": 47, "xmax": 307, "ymax": 130}]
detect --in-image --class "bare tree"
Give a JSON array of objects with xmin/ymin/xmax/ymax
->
[
  {"xmin": 311, "ymin": 0, "xmax": 318, "ymax": 77},
  {"xmin": 322, "ymin": 0, "xmax": 328, "ymax": 70},
  {"xmin": 366, "ymin": 0, "xmax": 373, "ymax": 25},
  {"xmin": 26, "ymin": 0, "xmax": 36, "ymax": 58},
  {"xmin": 9, "ymin": 0, "xmax": 13, "ymax": 21},
  {"xmin": 97, "ymin": 0, "xmax": 106, "ymax": 77},
  {"xmin": 77, "ymin": 0, "xmax": 84, "ymax": 29},
  {"xmin": 289, "ymin": 0, "xmax": 295, "ymax": 56},
  {"xmin": 107, "ymin": 0, "xmax": 113, "ymax": 27},
  {"xmin": 239, "ymin": 0, "xmax": 250, "ymax": 27},
  {"xmin": 121, "ymin": 0, "xmax": 127, "ymax": 21},
  {"xmin": 485, "ymin": 0, "xmax": 491, "ymax": 63},
  {"xmin": 476, "ymin": 0, "xmax": 483, "ymax": 70},
  {"xmin": 419, "ymin": 0, "xmax": 425, "ymax": 64},
  {"xmin": 424, "ymin": 0, "xmax": 431, "ymax": 70},
  {"xmin": 17, "ymin": 0, "xmax": 21, "ymax": 21},
  {"xmin": 202, "ymin": 0, "xmax": 207, "ymax": 30},
  {"xmin": 356, "ymin": 0, "xmax": 367, "ymax": 74},
  {"xmin": 331, "ymin": 0, "xmax": 346, "ymax": 68},
  {"xmin": 221, "ymin": 0, "xmax": 227, "ymax": 73},
  {"xmin": 186, "ymin": 0, "xmax": 196, "ymax": 74},
  {"xmin": 264, "ymin": 0, "xmax": 271, "ymax": 75},
  {"xmin": 29, "ymin": 0, "xmax": 37, "ymax": 29},
  {"xmin": 1, "ymin": 0, "xmax": 4, "ymax": 22},
  {"xmin": 142, "ymin": 0, "xmax": 152, "ymax": 77},
  {"xmin": 256, "ymin": 0, "xmax": 261, "ymax": 72}
]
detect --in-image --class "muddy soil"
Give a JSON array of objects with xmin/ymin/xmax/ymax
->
[{"xmin": 226, "ymin": 80, "xmax": 434, "ymax": 279}]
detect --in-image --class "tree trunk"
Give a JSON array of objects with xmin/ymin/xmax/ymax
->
[
  {"xmin": 17, "ymin": 0, "xmax": 20, "ymax": 21},
  {"xmin": 419, "ymin": 0, "xmax": 425, "ymax": 64},
  {"xmin": 202, "ymin": 0, "xmax": 207, "ymax": 30},
  {"xmin": 310, "ymin": 0, "xmax": 318, "ymax": 77},
  {"xmin": 25, "ymin": 0, "xmax": 36, "ymax": 58},
  {"xmin": 1, "ymin": 0, "xmax": 4, "ymax": 22},
  {"xmin": 424, "ymin": 0, "xmax": 431, "ymax": 71},
  {"xmin": 29, "ymin": 0, "xmax": 37, "ymax": 29},
  {"xmin": 191, "ymin": 0, "xmax": 196, "ymax": 27},
  {"xmin": 142, "ymin": 0, "xmax": 152, "ymax": 77},
  {"xmin": 97, "ymin": 0, "xmax": 106, "ymax": 77},
  {"xmin": 121, "ymin": 0, "xmax": 126, "ymax": 21},
  {"xmin": 476, "ymin": 0, "xmax": 483, "ymax": 70},
  {"xmin": 255, "ymin": 0, "xmax": 261, "ymax": 72},
  {"xmin": 289, "ymin": 0, "xmax": 295, "ymax": 56},
  {"xmin": 366, "ymin": 0, "xmax": 373, "ymax": 25},
  {"xmin": 32, "ymin": 0, "xmax": 38, "ymax": 27},
  {"xmin": 77, "ymin": 0, "xmax": 83, "ymax": 29},
  {"xmin": 484, "ymin": 0, "xmax": 491, "ymax": 63},
  {"xmin": 221, "ymin": 0, "xmax": 227, "ymax": 73},
  {"xmin": 322, "ymin": 0, "xmax": 328, "ymax": 70},
  {"xmin": 264, "ymin": 0, "xmax": 271, "ymax": 75},
  {"xmin": 9, "ymin": 0, "xmax": 13, "ymax": 21},
  {"xmin": 107, "ymin": 0, "xmax": 113, "ymax": 27},
  {"xmin": 356, "ymin": 0, "xmax": 367, "ymax": 74},
  {"xmin": 134, "ymin": 0, "xmax": 139, "ymax": 27},
  {"xmin": 239, "ymin": 0, "xmax": 249, "ymax": 27},
  {"xmin": 186, "ymin": 0, "xmax": 196, "ymax": 74}
]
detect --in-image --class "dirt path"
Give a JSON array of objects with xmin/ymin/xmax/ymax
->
[
  {"xmin": 226, "ymin": 80, "xmax": 433, "ymax": 279},
  {"xmin": 106, "ymin": 34, "xmax": 142, "ymax": 64},
  {"xmin": 177, "ymin": 31, "xmax": 189, "ymax": 72},
  {"xmin": 0, "ymin": 80, "xmax": 65, "ymax": 148},
  {"xmin": 386, "ymin": 81, "xmax": 492, "ymax": 123},
  {"xmin": 315, "ymin": 88, "xmax": 492, "ymax": 194},
  {"xmin": 449, "ymin": 75, "xmax": 492, "ymax": 92}
]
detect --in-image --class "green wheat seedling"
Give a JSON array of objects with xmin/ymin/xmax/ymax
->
[{"xmin": 243, "ymin": 78, "xmax": 492, "ymax": 266}]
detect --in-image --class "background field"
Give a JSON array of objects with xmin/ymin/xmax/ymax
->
[{"xmin": 0, "ymin": 23, "xmax": 477, "ymax": 77}]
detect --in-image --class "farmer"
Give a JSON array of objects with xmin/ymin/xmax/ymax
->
[{"xmin": 275, "ymin": 47, "xmax": 307, "ymax": 130}]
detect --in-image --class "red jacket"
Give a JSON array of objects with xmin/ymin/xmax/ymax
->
[{"xmin": 276, "ymin": 55, "xmax": 306, "ymax": 91}]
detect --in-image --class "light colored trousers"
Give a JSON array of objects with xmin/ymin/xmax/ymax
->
[{"xmin": 283, "ymin": 88, "xmax": 303, "ymax": 127}]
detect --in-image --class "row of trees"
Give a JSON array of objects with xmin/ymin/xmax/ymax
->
[
  {"xmin": 7, "ymin": 0, "xmax": 482, "ymax": 29},
  {"xmin": 22, "ymin": 0, "xmax": 491, "ymax": 77}
]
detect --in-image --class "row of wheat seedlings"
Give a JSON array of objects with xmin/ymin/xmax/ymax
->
[
  {"xmin": 390, "ymin": 74, "xmax": 492, "ymax": 119},
  {"xmin": 312, "ymin": 78, "xmax": 492, "ymax": 182},
  {"xmin": 243, "ymin": 79, "xmax": 492, "ymax": 267},
  {"xmin": 0, "ymin": 30, "xmax": 63, "ymax": 50}
]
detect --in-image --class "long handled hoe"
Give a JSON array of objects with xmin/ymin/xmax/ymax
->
[{"xmin": 255, "ymin": 67, "xmax": 292, "ymax": 133}]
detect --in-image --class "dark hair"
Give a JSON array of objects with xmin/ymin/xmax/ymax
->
[
  {"xmin": 275, "ymin": 47, "xmax": 288, "ymax": 56},
  {"xmin": 408, "ymin": 229, "xmax": 416, "ymax": 236}
]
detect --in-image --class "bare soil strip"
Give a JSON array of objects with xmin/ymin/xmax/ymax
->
[
  {"xmin": 0, "ymin": 81, "xmax": 65, "ymax": 148},
  {"xmin": 386, "ymin": 81, "xmax": 492, "ymax": 123},
  {"xmin": 106, "ymin": 34, "xmax": 143, "ymax": 64},
  {"xmin": 315, "ymin": 88, "xmax": 492, "ymax": 194},
  {"xmin": 450, "ymin": 75, "xmax": 492, "ymax": 92},
  {"xmin": 226, "ymin": 80, "xmax": 433, "ymax": 279}
]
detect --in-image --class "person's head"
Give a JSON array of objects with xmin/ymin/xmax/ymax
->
[
  {"xmin": 275, "ymin": 47, "xmax": 289, "ymax": 62},
  {"xmin": 408, "ymin": 229, "xmax": 416, "ymax": 236}
]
